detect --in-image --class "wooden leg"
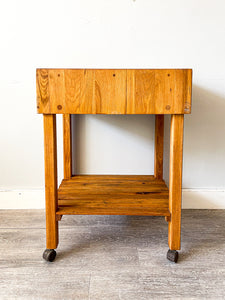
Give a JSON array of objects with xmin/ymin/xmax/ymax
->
[
  {"xmin": 43, "ymin": 114, "xmax": 58, "ymax": 249},
  {"xmin": 63, "ymin": 114, "xmax": 72, "ymax": 179},
  {"xmin": 154, "ymin": 115, "xmax": 164, "ymax": 179},
  {"xmin": 168, "ymin": 114, "xmax": 184, "ymax": 250}
]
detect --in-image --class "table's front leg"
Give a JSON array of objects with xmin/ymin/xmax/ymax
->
[
  {"xmin": 43, "ymin": 114, "xmax": 58, "ymax": 262},
  {"xmin": 168, "ymin": 114, "xmax": 184, "ymax": 262}
]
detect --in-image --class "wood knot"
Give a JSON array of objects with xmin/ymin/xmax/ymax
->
[
  {"xmin": 58, "ymin": 74, "xmax": 60, "ymax": 77},
  {"xmin": 184, "ymin": 102, "xmax": 191, "ymax": 112},
  {"xmin": 136, "ymin": 192, "xmax": 150, "ymax": 195},
  {"xmin": 113, "ymin": 74, "xmax": 116, "ymax": 77},
  {"xmin": 166, "ymin": 105, "xmax": 171, "ymax": 110},
  {"xmin": 167, "ymin": 74, "xmax": 170, "ymax": 77},
  {"xmin": 57, "ymin": 105, "xmax": 62, "ymax": 110}
]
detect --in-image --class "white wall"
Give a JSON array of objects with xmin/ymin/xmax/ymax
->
[{"xmin": 0, "ymin": 0, "xmax": 225, "ymax": 208}]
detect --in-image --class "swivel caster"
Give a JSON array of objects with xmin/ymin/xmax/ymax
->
[
  {"xmin": 167, "ymin": 249, "xmax": 178, "ymax": 263},
  {"xmin": 43, "ymin": 249, "xmax": 56, "ymax": 262}
]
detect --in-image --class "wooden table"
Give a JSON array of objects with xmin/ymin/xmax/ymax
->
[{"xmin": 36, "ymin": 69, "xmax": 192, "ymax": 263}]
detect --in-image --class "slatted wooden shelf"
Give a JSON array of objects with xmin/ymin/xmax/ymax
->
[{"xmin": 57, "ymin": 175, "xmax": 170, "ymax": 216}]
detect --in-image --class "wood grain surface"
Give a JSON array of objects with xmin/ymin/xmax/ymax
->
[
  {"xmin": 63, "ymin": 114, "xmax": 72, "ymax": 179},
  {"xmin": 43, "ymin": 114, "xmax": 58, "ymax": 249},
  {"xmin": 57, "ymin": 175, "xmax": 170, "ymax": 216},
  {"xmin": 36, "ymin": 69, "xmax": 192, "ymax": 114},
  {"xmin": 94, "ymin": 69, "xmax": 127, "ymax": 114},
  {"xmin": 168, "ymin": 114, "xmax": 184, "ymax": 250},
  {"xmin": 154, "ymin": 115, "xmax": 164, "ymax": 179}
]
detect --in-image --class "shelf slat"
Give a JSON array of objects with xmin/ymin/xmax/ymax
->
[{"xmin": 57, "ymin": 175, "xmax": 170, "ymax": 216}]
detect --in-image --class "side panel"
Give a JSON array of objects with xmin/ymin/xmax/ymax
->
[{"xmin": 36, "ymin": 69, "xmax": 192, "ymax": 114}]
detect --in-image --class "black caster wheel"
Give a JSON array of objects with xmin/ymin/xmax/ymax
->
[
  {"xmin": 167, "ymin": 249, "xmax": 178, "ymax": 263},
  {"xmin": 43, "ymin": 249, "xmax": 56, "ymax": 262}
]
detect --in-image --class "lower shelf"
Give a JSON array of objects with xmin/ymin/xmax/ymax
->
[{"xmin": 57, "ymin": 175, "xmax": 170, "ymax": 216}]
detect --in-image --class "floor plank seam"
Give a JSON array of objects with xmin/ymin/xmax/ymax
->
[{"xmin": 88, "ymin": 273, "xmax": 91, "ymax": 300}]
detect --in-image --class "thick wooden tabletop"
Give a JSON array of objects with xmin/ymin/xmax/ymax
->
[{"xmin": 36, "ymin": 69, "xmax": 192, "ymax": 115}]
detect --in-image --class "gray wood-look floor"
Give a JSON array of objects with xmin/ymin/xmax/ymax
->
[{"xmin": 0, "ymin": 210, "xmax": 225, "ymax": 299}]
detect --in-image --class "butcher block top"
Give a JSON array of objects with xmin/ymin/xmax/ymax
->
[{"xmin": 36, "ymin": 69, "xmax": 192, "ymax": 115}]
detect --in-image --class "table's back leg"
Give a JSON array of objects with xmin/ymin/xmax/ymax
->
[
  {"xmin": 154, "ymin": 115, "xmax": 164, "ymax": 179},
  {"xmin": 63, "ymin": 114, "xmax": 72, "ymax": 179},
  {"xmin": 168, "ymin": 114, "xmax": 184, "ymax": 260},
  {"xmin": 43, "ymin": 114, "xmax": 58, "ymax": 261}
]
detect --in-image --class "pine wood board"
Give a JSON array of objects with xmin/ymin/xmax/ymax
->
[
  {"xmin": 36, "ymin": 69, "xmax": 192, "ymax": 114},
  {"xmin": 57, "ymin": 175, "xmax": 170, "ymax": 216}
]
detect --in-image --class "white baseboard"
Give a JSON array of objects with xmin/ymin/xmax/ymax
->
[
  {"xmin": 0, "ymin": 188, "xmax": 224, "ymax": 209},
  {"xmin": 182, "ymin": 189, "xmax": 225, "ymax": 209},
  {"xmin": 0, "ymin": 189, "xmax": 45, "ymax": 209}
]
